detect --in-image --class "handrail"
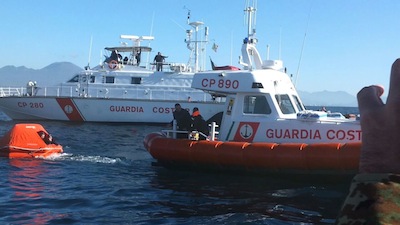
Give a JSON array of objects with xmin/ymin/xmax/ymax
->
[
  {"xmin": 0, "ymin": 87, "xmax": 23, "ymax": 97},
  {"xmin": 162, "ymin": 121, "xmax": 219, "ymax": 140},
  {"xmin": 0, "ymin": 85, "xmax": 224, "ymax": 103}
]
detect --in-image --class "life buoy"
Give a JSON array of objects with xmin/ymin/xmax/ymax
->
[{"xmin": 109, "ymin": 60, "xmax": 118, "ymax": 69}]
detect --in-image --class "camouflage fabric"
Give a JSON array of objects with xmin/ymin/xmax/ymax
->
[{"xmin": 336, "ymin": 173, "xmax": 400, "ymax": 224}]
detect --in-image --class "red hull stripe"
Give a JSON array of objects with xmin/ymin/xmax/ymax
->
[{"xmin": 56, "ymin": 98, "xmax": 85, "ymax": 121}]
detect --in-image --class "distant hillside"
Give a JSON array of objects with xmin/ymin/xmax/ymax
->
[
  {"xmin": 0, "ymin": 62, "xmax": 362, "ymax": 106},
  {"xmin": 298, "ymin": 90, "xmax": 357, "ymax": 107},
  {"xmin": 0, "ymin": 62, "xmax": 82, "ymax": 87}
]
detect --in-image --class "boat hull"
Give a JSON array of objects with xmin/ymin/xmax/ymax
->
[
  {"xmin": 0, "ymin": 97, "xmax": 224, "ymax": 123},
  {"xmin": 144, "ymin": 132, "xmax": 361, "ymax": 174}
]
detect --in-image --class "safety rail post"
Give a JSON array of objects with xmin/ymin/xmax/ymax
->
[
  {"xmin": 209, "ymin": 122, "xmax": 219, "ymax": 141},
  {"xmin": 18, "ymin": 87, "xmax": 23, "ymax": 96},
  {"xmin": 172, "ymin": 119, "xmax": 177, "ymax": 139}
]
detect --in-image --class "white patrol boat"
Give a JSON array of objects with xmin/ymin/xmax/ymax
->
[
  {"xmin": 0, "ymin": 17, "xmax": 224, "ymax": 123},
  {"xmin": 144, "ymin": 6, "xmax": 362, "ymax": 174},
  {"xmin": 191, "ymin": 61, "xmax": 361, "ymax": 144}
]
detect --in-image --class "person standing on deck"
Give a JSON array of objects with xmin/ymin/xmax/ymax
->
[
  {"xmin": 191, "ymin": 107, "xmax": 209, "ymax": 140},
  {"xmin": 172, "ymin": 103, "xmax": 192, "ymax": 138},
  {"xmin": 153, "ymin": 52, "xmax": 166, "ymax": 71}
]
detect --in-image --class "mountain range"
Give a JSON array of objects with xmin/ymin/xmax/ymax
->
[
  {"xmin": 0, "ymin": 62, "xmax": 82, "ymax": 87},
  {"xmin": 298, "ymin": 90, "xmax": 357, "ymax": 107},
  {"xmin": 0, "ymin": 62, "xmax": 358, "ymax": 106}
]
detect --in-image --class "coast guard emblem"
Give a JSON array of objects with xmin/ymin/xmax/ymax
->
[
  {"xmin": 64, "ymin": 105, "xmax": 74, "ymax": 114},
  {"xmin": 233, "ymin": 122, "xmax": 260, "ymax": 142}
]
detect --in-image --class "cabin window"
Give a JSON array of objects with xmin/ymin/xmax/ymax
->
[
  {"xmin": 71, "ymin": 75, "xmax": 95, "ymax": 83},
  {"xmin": 131, "ymin": 77, "xmax": 142, "ymax": 84},
  {"xmin": 292, "ymin": 95, "xmax": 305, "ymax": 111},
  {"xmin": 105, "ymin": 76, "xmax": 115, "ymax": 84},
  {"xmin": 67, "ymin": 75, "xmax": 79, "ymax": 83},
  {"xmin": 275, "ymin": 94, "xmax": 296, "ymax": 114},
  {"xmin": 243, "ymin": 95, "xmax": 271, "ymax": 115},
  {"xmin": 81, "ymin": 75, "xmax": 92, "ymax": 83}
]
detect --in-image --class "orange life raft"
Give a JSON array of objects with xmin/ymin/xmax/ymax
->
[
  {"xmin": 144, "ymin": 132, "xmax": 361, "ymax": 174},
  {"xmin": 0, "ymin": 123, "xmax": 63, "ymax": 158}
]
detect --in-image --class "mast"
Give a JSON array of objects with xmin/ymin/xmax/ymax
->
[
  {"xmin": 245, "ymin": 6, "xmax": 256, "ymax": 39},
  {"xmin": 240, "ymin": 4, "xmax": 262, "ymax": 70},
  {"xmin": 240, "ymin": 2, "xmax": 284, "ymax": 71},
  {"xmin": 190, "ymin": 21, "xmax": 203, "ymax": 72},
  {"xmin": 185, "ymin": 10, "xmax": 209, "ymax": 72}
]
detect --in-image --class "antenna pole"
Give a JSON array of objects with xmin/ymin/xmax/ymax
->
[
  {"xmin": 294, "ymin": 3, "xmax": 312, "ymax": 86},
  {"xmin": 230, "ymin": 30, "xmax": 234, "ymax": 65},
  {"xmin": 279, "ymin": 28, "xmax": 282, "ymax": 60},
  {"xmin": 194, "ymin": 24, "xmax": 199, "ymax": 72},
  {"xmin": 145, "ymin": 11, "xmax": 155, "ymax": 70},
  {"xmin": 87, "ymin": 35, "xmax": 93, "ymax": 69}
]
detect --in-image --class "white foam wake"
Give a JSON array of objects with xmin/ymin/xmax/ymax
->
[{"xmin": 44, "ymin": 153, "xmax": 122, "ymax": 164}]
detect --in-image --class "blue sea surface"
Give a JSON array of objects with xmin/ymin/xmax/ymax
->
[{"xmin": 0, "ymin": 108, "xmax": 357, "ymax": 224}]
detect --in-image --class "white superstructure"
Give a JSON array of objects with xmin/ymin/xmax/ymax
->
[{"xmin": 0, "ymin": 17, "xmax": 225, "ymax": 123}]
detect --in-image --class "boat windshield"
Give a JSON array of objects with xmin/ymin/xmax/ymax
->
[
  {"xmin": 292, "ymin": 95, "xmax": 305, "ymax": 111},
  {"xmin": 275, "ymin": 94, "xmax": 296, "ymax": 114},
  {"xmin": 243, "ymin": 95, "xmax": 271, "ymax": 115}
]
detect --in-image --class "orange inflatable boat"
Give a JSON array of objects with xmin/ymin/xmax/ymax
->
[
  {"xmin": 144, "ymin": 132, "xmax": 361, "ymax": 174},
  {"xmin": 0, "ymin": 123, "xmax": 63, "ymax": 158}
]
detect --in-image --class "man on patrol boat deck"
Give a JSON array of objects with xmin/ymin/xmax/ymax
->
[{"xmin": 172, "ymin": 103, "xmax": 192, "ymax": 139}]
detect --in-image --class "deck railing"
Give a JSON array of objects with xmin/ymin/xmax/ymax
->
[
  {"xmin": 0, "ymin": 86, "xmax": 224, "ymax": 103},
  {"xmin": 162, "ymin": 121, "xmax": 219, "ymax": 140},
  {"xmin": 0, "ymin": 87, "xmax": 24, "ymax": 97}
]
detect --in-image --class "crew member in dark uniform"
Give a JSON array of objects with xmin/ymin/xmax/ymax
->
[
  {"xmin": 172, "ymin": 103, "xmax": 192, "ymax": 138},
  {"xmin": 136, "ymin": 48, "xmax": 141, "ymax": 66},
  {"xmin": 191, "ymin": 107, "xmax": 209, "ymax": 140},
  {"xmin": 153, "ymin": 52, "xmax": 166, "ymax": 71}
]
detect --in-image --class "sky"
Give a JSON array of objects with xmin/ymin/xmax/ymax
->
[{"xmin": 1, "ymin": 0, "xmax": 400, "ymax": 96}]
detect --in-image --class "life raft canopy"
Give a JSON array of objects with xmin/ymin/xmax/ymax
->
[{"xmin": 0, "ymin": 123, "xmax": 56, "ymax": 149}]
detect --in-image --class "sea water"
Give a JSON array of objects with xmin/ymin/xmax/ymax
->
[{"xmin": 0, "ymin": 107, "xmax": 357, "ymax": 224}]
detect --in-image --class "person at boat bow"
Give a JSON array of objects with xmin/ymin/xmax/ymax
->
[
  {"xmin": 172, "ymin": 103, "xmax": 192, "ymax": 139},
  {"xmin": 336, "ymin": 59, "xmax": 400, "ymax": 224},
  {"xmin": 191, "ymin": 107, "xmax": 209, "ymax": 140}
]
